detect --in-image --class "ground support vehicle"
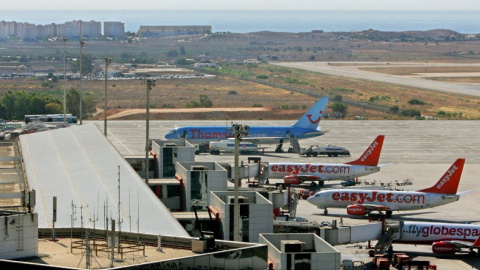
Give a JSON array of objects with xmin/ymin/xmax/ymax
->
[{"xmin": 298, "ymin": 145, "xmax": 350, "ymax": 157}]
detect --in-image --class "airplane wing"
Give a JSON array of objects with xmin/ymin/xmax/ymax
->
[
  {"xmin": 442, "ymin": 236, "xmax": 480, "ymax": 249},
  {"xmin": 357, "ymin": 204, "xmax": 391, "ymax": 211}
]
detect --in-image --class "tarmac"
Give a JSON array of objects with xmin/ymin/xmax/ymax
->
[{"xmin": 89, "ymin": 119, "xmax": 480, "ymax": 269}]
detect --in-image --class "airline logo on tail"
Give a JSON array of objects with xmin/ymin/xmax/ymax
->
[
  {"xmin": 346, "ymin": 135, "xmax": 385, "ymax": 167},
  {"xmin": 293, "ymin": 97, "xmax": 328, "ymax": 130},
  {"xmin": 418, "ymin": 158, "xmax": 465, "ymax": 195},
  {"xmin": 306, "ymin": 111, "xmax": 323, "ymax": 124}
]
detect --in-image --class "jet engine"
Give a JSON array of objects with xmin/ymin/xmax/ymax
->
[
  {"xmin": 346, "ymin": 204, "xmax": 367, "ymax": 215},
  {"xmin": 432, "ymin": 242, "xmax": 458, "ymax": 254},
  {"xmin": 284, "ymin": 176, "xmax": 302, "ymax": 185}
]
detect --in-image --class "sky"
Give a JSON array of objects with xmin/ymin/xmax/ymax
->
[{"xmin": 5, "ymin": 0, "xmax": 480, "ymax": 10}]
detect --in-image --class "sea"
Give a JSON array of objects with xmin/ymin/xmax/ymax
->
[{"xmin": 0, "ymin": 10, "xmax": 479, "ymax": 34}]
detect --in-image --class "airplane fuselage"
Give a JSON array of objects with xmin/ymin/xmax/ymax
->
[
  {"xmin": 307, "ymin": 190, "xmax": 460, "ymax": 211},
  {"xmin": 398, "ymin": 221, "xmax": 480, "ymax": 244},
  {"xmin": 268, "ymin": 163, "xmax": 381, "ymax": 181},
  {"xmin": 165, "ymin": 126, "xmax": 323, "ymax": 144}
]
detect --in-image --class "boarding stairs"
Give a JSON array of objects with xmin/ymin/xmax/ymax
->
[
  {"xmin": 374, "ymin": 223, "xmax": 400, "ymax": 254},
  {"xmin": 289, "ymin": 135, "xmax": 301, "ymax": 154}
]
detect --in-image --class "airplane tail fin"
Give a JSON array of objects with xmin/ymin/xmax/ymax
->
[
  {"xmin": 417, "ymin": 158, "xmax": 465, "ymax": 195},
  {"xmin": 473, "ymin": 236, "xmax": 480, "ymax": 247},
  {"xmin": 292, "ymin": 97, "xmax": 329, "ymax": 130},
  {"xmin": 346, "ymin": 135, "xmax": 385, "ymax": 166}
]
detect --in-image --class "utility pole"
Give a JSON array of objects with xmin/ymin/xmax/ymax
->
[
  {"xmin": 62, "ymin": 37, "xmax": 67, "ymax": 125},
  {"xmin": 79, "ymin": 40, "xmax": 85, "ymax": 125},
  {"xmin": 104, "ymin": 58, "xmax": 112, "ymax": 136},
  {"xmin": 145, "ymin": 79, "xmax": 156, "ymax": 185},
  {"xmin": 232, "ymin": 123, "xmax": 249, "ymax": 241}
]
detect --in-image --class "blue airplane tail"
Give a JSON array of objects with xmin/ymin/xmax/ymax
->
[{"xmin": 292, "ymin": 97, "xmax": 329, "ymax": 130}]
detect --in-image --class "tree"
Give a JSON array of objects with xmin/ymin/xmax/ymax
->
[
  {"xmin": 180, "ymin": 46, "xmax": 186, "ymax": 55},
  {"xmin": 45, "ymin": 102, "xmax": 62, "ymax": 114},
  {"xmin": 2, "ymin": 91, "xmax": 16, "ymax": 120},
  {"xmin": 199, "ymin": 94, "xmax": 212, "ymax": 107},
  {"xmin": 331, "ymin": 102, "xmax": 348, "ymax": 114},
  {"xmin": 81, "ymin": 93, "xmax": 97, "ymax": 119},
  {"xmin": 71, "ymin": 54, "xmax": 93, "ymax": 75},
  {"xmin": 66, "ymin": 88, "xmax": 81, "ymax": 116}
]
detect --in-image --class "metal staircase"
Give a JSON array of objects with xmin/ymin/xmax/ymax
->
[
  {"xmin": 374, "ymin": 222, "xmax": 401, "ymax": 254},
  {"xmin": 289, "ymin": 135, "xmax": 301, "ymax": 154}
]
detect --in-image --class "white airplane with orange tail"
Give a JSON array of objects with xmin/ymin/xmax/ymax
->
[
  {"xmin": 267, "ymin": 135, "xmax": 386, "ymax": 186},
  {"xmin": 307, "ymin": 158, "xmax": 467, "ymax": 217}
]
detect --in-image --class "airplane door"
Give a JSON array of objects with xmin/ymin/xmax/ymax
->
[
  {"xmin": 325, "ymin": 192, "xmax": 331, "ymax": 203},
  {"xmin": 424, "ymin": 193, "xmax": 431, "ymax": 208},
  {"xmin": 182, "ymin": 130, "xmax": 187, "ymax": 139}
]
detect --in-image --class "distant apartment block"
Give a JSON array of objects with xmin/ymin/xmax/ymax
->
[
  {"xmin": 0, "ymin": 21, "xmax": 210, "ymax": 40},
  {"xmin": 59, "ymin": 20, "xmax": 101, "ymax": 38},
  {"xmin": 138, "ymin": 25, "xmax": 211, "ymax": 37},
  {"xmin": 0, "ymin": 20, "xmax": 102, "ymax": 40},
  {"xmin": 104, "ymin": 21, "xmax": 125, "ymax": 38}
]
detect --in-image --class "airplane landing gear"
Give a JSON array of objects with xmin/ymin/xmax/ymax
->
[
  {"xmin": 275, "ymin": 144, "xmax": 284, "ymax": 153},
  {"xmin": 324, "ymin": 209, "xmax": 328, "ymax": 215},
  {"xmin": 469, "ymin": 250, "xmax": 477, "ymax": 257},
  {"xmin": 318, "ymin": 180, "xmax": 324, "ymax": 186},
  {"xmin": 386, "ymin": 210, "xmax": 392, "ymax": 217},
  {"xmin": 275, "ymin": 139, "xmax": 284, "ymax": 153}
]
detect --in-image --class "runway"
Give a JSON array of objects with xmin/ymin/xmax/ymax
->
[{"xmin": 273, "ymin": 62, "xmax": 480, "ymax": 97}]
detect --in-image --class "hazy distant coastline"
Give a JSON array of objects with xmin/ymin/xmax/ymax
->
[{"xmin": 0, "ymin": 10, "xmax": 479, "ymax": 34}]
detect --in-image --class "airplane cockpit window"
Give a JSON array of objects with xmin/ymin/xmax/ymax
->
[
  {"xmin": 168, "ymin": 130, "xmax": 176, "ymax": 134},
  {"xmin": 315, "ymin": 193, "xmax": 321, "ymax": 197}
]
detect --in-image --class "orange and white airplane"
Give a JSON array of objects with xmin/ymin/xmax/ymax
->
[
  {"xmin": 397, "ymin": 221, "xmax": 480, "ymax": 256},
  {"xmin": 307, "ymin": 158, "xmax": 467, "ymax": 216},
  {"xmin": 267, "ymin": 135, "xmax": 385, "ymax": 186}
]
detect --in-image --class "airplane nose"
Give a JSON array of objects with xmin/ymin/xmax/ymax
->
[{"xmin": 306, "ymin": 193, "xmax": 319, "ymax": 204}]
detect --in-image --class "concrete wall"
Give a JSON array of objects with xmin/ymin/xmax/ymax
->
[
  {"xmin": 151, "ymin": 140, "xmax": 195, "ymax": 178},
  {"xmin": 259, "ymin": 233, "xmax": 341, "ymax": 270},
  {"xmin": 0, "ymin": 213, "xmax": 38, "ymax": 260},
  {"xmin": 210, "ymin": 191, "xmax": 273, "ymax": 242},
  {"xmin": 176, "ymin": 162, "xmax": 228, "ymax": 211}
]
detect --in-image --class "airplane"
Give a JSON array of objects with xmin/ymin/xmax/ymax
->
[
  {"xmin": 307, "ymin": 158, "xmax": 467, "ymax": 217},
  {"xmin": 165, "ymin": 97, "xmax": 329, "ymax": 152},
  {"xmin": 395, "ymin": 221, "xmax": 480, "ymax": 256},
  {"xmin": 267, "ymin": 135, "xmax": 385, "ymax": 186}
]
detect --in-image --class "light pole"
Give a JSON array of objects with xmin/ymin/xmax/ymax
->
[
  {"xmin": 79, "ymin": 40, "xmax": 85, "ymax": 125},
  {"xmin": 104, "ymin": 58, "xmax": 112, "ymax": 136},
  {"xmin": 145, "ymin": 79, "xmax": 156, "ymax": 185},
  {"xmin": 62, "ymin": 37, "xmax": 67, "ymax": 125},
  {"xmin": 232, "ymin": 123, "xmax": 249, "ymax": 241}
]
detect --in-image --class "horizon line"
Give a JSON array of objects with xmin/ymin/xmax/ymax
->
[{"xmin": 2, "ymin": 9, "xmax": 480, "ymax": 11}]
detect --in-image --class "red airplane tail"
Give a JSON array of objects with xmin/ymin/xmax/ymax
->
[
  {"xmin": 417, "ymin": 158, "xmax": 465, "ymax": 195},
  {"xmin": 346, "ymin": 135, "xmax": 385, "ymax": 166},
  {"xmin": 473, "ymin": 236, "xmax": 480, "ymax": 247}
]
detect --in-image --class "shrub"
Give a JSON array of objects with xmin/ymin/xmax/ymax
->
[
  {"xmin": 408, "ymin": 98, "xmax": 426, "ymax": 105},
  {"xmin": 228, "ymin": 90, "xmax": 238, "ymax": 95}
]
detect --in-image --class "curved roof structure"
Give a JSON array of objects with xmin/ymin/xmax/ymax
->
[{"xmin": 20, "ymin": 124, "xmax": 188, "ymax": 237}]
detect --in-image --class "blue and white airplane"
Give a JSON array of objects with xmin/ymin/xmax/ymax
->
[{"xmin": 165, "ymin": 97, "xmax": 329, "ymax": 151}]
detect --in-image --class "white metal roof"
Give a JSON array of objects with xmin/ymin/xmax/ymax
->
[{"xmin": 20, "ymin": 124, "xmax": 189, "ymax": 237}]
